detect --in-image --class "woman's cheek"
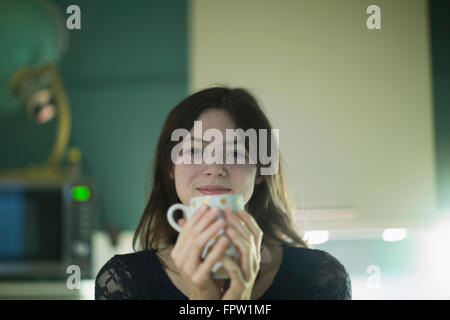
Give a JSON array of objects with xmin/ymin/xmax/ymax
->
[
  {"xmin": 174, "ymin": 164, "xmax": 200, "ymax": 204},
  {"xmin": 229, "ymin": 164, "xmax": 258, "ymax": 202}
]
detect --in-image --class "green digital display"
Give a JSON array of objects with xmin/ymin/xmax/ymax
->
[{"xmin": 71, "ymin": 185, "xmax": 90, "ymax": 201}]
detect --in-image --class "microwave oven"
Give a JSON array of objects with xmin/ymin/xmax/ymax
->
[{"xmin": 0, "ymin": 177, "xmax": 98, "ymax": 280}]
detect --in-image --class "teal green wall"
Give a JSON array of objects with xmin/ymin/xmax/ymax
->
[
  {"xmin": 0, "ymin": 0, "xmax": 188, "ymax": 231},
  {"xmin": 430, "ymin": 0, "xmax": 450, "ymax": 209}
]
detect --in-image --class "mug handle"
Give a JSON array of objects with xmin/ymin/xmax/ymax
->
[{"xmin": 167, "ymin": 203, "xmax": 190, "ymax": 232}]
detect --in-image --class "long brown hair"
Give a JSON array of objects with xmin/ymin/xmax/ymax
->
[{"xmin": 133, "ymin": 87, "xmax": 308, "ymax": 251}]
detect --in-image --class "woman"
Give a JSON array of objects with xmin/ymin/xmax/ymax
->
[{"xmin": 95, "ymin": 87, "xmax": 352, "ymax": 300}]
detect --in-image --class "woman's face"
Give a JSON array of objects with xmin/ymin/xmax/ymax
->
[{"xmin": 170, "ymin": 108, "xmax": 262, "ymax": 206}]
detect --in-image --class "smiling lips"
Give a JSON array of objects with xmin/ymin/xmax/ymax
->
[{"xmin": 196, "ymin": 185, "xmax": 232, "ymax": 195}]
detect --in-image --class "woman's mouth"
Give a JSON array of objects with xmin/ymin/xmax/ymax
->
[{"xmin": 196, "ymin": 185, "xmax": 232, "ymax": 195}]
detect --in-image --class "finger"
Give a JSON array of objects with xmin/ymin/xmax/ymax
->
[
  {"xmin": 224, "ymin": 209, "xmax": 252, "ymax": 241},
  {"xmin": 172, "ymin": 216, "xmax": 195, "ymax": 266},
  {"xmin": 171, "ymin": 218, "xmax": 187, "ymax": 265},
  {"xmin": 224, "ymin": 209, "xmax": 261, "ymax": 275},
  {"xmin": 236, "ymin": 210, "xmax": 263, "ymax": 251},
  {"xmin": 192, "ymin": 207, "xmax": 222, "ymax": 235},
  {"xmin": 194, "ymin": 217, "xmax": 227, "ymax": 254},
  {"xmin": 175, "ymin": 218, "xmax": 189, "ymax": 264},
  {"xmin": 182, "ymin": 218, "xmax": 227, "ymax": 274},
  {"xmin": 223, "ymin": 209, "xmax": 255, "ymax": 266},
  {"xmin": 237, "ymin": 210, "xmax": 262, "ymax": 236},
  {"xmin": 195, "ymin": 236, "xmax": 229, "ymax": 280},
  {"xmin": 173, "ymin": 235, "xmax": 194, "ymax": 270},
  {"xmin": 181, "ymin": 218, "xmax": 225, "ymax": 274},
  {"xmin": 172, "ymin": 205, "xmax": 208, "ymax": 270},
  {"xmin": 221, "ymin": 255, "xmax": 245, "ymax": 298},
  {"xmin": 225, "ymin": 225, "xmax": 252, "ymax": 280},
  {"xmin": 184, "ymin": 205, "xmax": 209, "ymax": 230},
  {"xmin": 177, "ymin": 205, "xmax": 209, "ymax": 244}
]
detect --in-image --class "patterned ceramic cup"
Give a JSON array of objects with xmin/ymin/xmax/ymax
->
[{"xmin": 167, "ymin": 194, "xmax": 243, "ymax": 279}]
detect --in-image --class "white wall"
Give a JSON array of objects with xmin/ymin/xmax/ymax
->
[{"xmin": 189, "ymin": 0, "xmax": 436, "ymax": 231}]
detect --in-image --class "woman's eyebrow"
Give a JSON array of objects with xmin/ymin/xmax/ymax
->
[
  {"xmin": 190, "ymin": 136, "xmax": 241, "ymax": 145},
  {"xmin": 188, "ymin": 136, "xmax": 250, "ymax": 157}
]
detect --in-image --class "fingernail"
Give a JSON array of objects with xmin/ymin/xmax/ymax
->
[
  {"xmin": 219, "ymin": 236, "xmax": 228, "ymax": 246},
  {"xmin": 211, "ymin": 207, "xmax": 220, "ymax": 214}
]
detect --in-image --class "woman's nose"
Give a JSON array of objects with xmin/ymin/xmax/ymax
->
[{"xmin": 204, "ymin": 164, "xmax": 227, "ymax": 176}]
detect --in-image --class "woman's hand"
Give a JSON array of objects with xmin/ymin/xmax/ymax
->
[
  {"xmin": 221, "ymin": 209, "xmax": 264, "ymax": 300},
  {"xmin": 171, "ymin": 205, "xmax": 230, "ymax": 300}
]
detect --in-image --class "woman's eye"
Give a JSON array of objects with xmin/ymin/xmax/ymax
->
[
  {"xmin": 228, "ymin": 151, "xmax": 246, "ymax": 158},
  {"xmin": 185, "ymin": 148, "xmax": 200, "ymax": 154}
]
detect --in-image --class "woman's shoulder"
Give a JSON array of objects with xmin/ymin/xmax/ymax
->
[
  {"xmin": 282, "ymin": 245, "xmax": 352, "ymax": 299},
  {"xmin": 282, "ymin": 245, "xmax": 349, "ymax": 277},
  {"xmin": 283, "ymin": 245, "xmax": 342, "ymax": 262},
  {"xmin": 99, "ymin": 250, "xmax": 160, "ymax": 275},
  {"xmin": 108, "ymin": 249, "xmax": 156, "ymax": 263},
  {"xmin": 94, "ymin": 250, "xmax": 157, "ymax": 300}
]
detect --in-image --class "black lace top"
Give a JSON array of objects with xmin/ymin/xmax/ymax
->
[{"xmin": 95, "ymin": 246, "xmax": 352, "ymax": 300}]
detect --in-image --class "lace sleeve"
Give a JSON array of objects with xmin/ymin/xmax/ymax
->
[
  {"xmin": 95, "ymin": 256, "xmax": 137, "ymax": 300},
  {"xmin": 312, "ymin": 250, "xmax": 352, "ymax": 300}
]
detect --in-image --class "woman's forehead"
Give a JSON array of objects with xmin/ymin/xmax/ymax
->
[{"xmin": 189, "ymin": 108, "xmax": 236, "ymax": 134}]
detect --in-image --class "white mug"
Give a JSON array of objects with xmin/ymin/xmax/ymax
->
[{"xmin": 167, "ymin": 194, "xmax": 243, "ymax": 279}]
